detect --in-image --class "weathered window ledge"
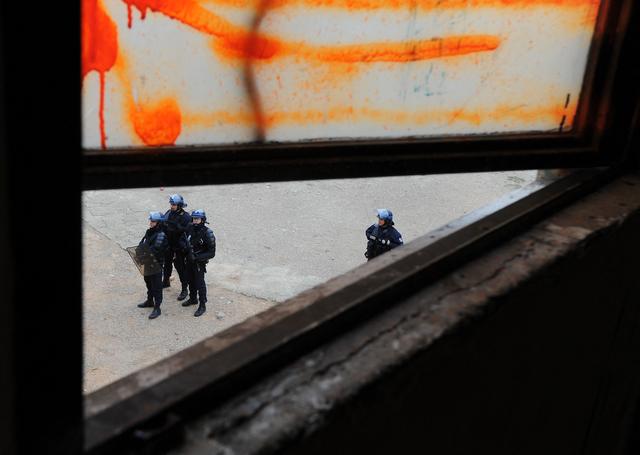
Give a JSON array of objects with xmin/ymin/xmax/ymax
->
[
  {"xmin": 84, "ymin": 172, "xmax": 640, "ymax": 454},
  {"xmin": 162, "ymin": 172, "xmax": 640, "ymax": 454}
]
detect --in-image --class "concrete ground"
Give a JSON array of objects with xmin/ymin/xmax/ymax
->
[{"xmin": 83, "ymin": 170, "xmax": 536, "ymax": 393}]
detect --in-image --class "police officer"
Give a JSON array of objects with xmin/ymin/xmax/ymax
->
[
  {"xmin": 365, "ymin": 209, "xmax": 403, "ymax": 261},
  {"xmin": 137, "ymin": 212, "xmax": 169, "ymax": 319},
  {"xmin": 163, "ymin": 194, "xmax": 192, "ymax": 301},
  {"xmin": 181, "ymin": 209, "xmax": 216, "ymax": 317}
]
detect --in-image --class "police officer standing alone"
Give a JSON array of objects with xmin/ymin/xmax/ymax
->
[
  {"xmin": 182, "ymin": 209, "xmax": 216, "ymax": 317},
  {"xmin": 365, "ymin": 209, "xmax": 403, "ymax": 261},
  {"xmin": 137, "ymin": 212, "xmax": 169, "ymax": 319},
  {"xmin": 163, "ymin": 194, "xmax": 192, "ymax": 301}
]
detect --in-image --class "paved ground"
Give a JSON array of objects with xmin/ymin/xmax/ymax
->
[{"xmin": 83, "ymin": 170, "xmax": 536, "ymax": 393}]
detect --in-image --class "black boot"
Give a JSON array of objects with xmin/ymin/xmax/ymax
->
[
  {"xmin": 137, "ymin": 300, "xmax": 153, "ymax": 308},
  {"xmin": 149, "ymin": 305, "xmax": 161, "ymax": 319},
  {"xmin": 177, "ymin": 286, "xmax": 189, "ymax": 301},
  {"xmin": 162, "ymin": 278, "xmax": 171, "ymax": 288},
  {"xmin": 181, "ymin": 297, "xmax": 197, "ymax": 307},
  {"xmin": 194, "ymin": 301, "xmax": 206, "ymax": 317}
]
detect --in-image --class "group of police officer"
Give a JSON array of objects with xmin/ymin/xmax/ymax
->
[
  {"xmin": 136, "ymin": 195, "xmax": 401, "ymax": 321},
  {"xmin": 137, "ymin": 194, "xmax": 216, "ymax": 320}
]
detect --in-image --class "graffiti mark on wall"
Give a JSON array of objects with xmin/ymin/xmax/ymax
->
[{"xmin": 81, "ymin": 0, "xmax": 601, "ymax": 149}]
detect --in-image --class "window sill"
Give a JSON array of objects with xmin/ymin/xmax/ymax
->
[
  {"xmin": 171, "ymin": 171, "xmax": 640, "ymax": 454},
  {"xmin": 84, "ymin": 169, "xmax": 639, "ymax": 453}
]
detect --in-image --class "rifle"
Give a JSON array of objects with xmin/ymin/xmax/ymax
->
[
  {"xmin": 181, "ymin": 232, "xmax": 196, "ymax": 263},
  {"xmin": 365, "ymin": 229, "xmax": 392, "ymax": 259}
]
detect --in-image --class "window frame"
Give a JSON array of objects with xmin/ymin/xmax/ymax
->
[
  {"xmin": 1, "ymin": 0, "xmax": 637, "ymax": 454},
  {"xmin": 82, "ymin": 0, "xmax": 633, "ymax": 190},
  {"xmin": 81, "ymin": 0, "xmax": 638, "ymax": 452}
]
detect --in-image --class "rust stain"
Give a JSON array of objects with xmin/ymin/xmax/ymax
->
[
  {"xmin": 130, "ymin": 98, "xmax": 183, "ymax": 146},
  {"xmin": 82, "ymin": 0, "xmax": 119, "ymax": 149}
]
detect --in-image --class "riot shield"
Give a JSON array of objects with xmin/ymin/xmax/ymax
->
[{"xmin": 126, "ymin": 244, "xmax": 162, "ymax": 276}]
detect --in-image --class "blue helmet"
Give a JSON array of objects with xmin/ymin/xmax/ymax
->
[
  {"xmin": 376, "ymin": 208, "xmax": 393, "ymax": 223},
  {"xmin": 191, "ymin": 209, "xmax": 206, "ymax": 221},
  {"xmin": 149, "ymin": 211, "xmax": 165, "ymax": 222},
  {"xmin": 169, "ymin": 194, "xmax": 187, "ymax": 208}
]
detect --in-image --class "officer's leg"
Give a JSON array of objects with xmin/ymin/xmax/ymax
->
[
  {"xmin": 138, "ymin": 275, "xmax": 154, "ymax": 308},
  {"xmin": 194, "ymin": 264, "xmax": 207, "ymax": 317},
  {"xmin": 174, "ymin": 251, "xmax": 189, "ymax": 300},
  {"xmin": 149, "ymin": 272, "xmax": 162, "ymax": 319},
  {"xmin": 163, "ymin": 247, "xmax": 174, "ymax": 287},
  {"xmin": 182, "ymin": 262, "xmax": 197, "ymax": 307},
  {"xmin": 198, "ymin": 265, "xmax": 207, "ymax": 304}
]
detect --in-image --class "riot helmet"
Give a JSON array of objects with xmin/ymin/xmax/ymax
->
[
  {"xmin": 191, "ymin": 209, "xmax": 207, "ymax": 224},
  {"xmin": 148, "ymin": 211, "xmax": 165, "ymax": 226},
  {"xmin": 169, "ymin": 194, "xmax": 187, "ymax": 209},
  {"xmin": 376, "ymin": 208, "xmax": 394, "ymax": 225}
]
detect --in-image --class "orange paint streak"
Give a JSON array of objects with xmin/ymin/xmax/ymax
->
[
  {"xmin": 313, "ymin": 35, "xmax": 500, "ymax": 63},
  {"xmin": 199, "ymin": 0, "xmax": 599, "ymax": 12},
  {"xmin": 182, "ymin": 104, "xmax": 569, "ymax": 129},
  {"xmin": 184, "ymin": 110, "xmax": 256, "ymax": 127},
  {"xmin": 82, "ymin": 0, "xmax": 118, "ymax": 78},
  {"xmin": 99, "ymin": 72, "xmax": 107, "ymax": 149},
  {"xmin": 212, "ymin": 32, "xmax": 283, "ymax": 60},
  {"xmin": 582, "ymin": 0, "xmax": 600, "ymax": 26},
  {"xmin": 124, "ymin": 0, "xmax": 499, "ymax": 62},
  {"xmin": 124, "ymin": 0, "xmax": 282, "ymax": 59},
  {"xmin": 130, "ymin": 98, "xmax": 183, "ymax": 146},
  {"xmin": 82, "ymin": 0, "xmax": 119, "ymax": 149},
  {"xmin": 127, "ymin": 4, "xmax": 133, "ymax": 28}
]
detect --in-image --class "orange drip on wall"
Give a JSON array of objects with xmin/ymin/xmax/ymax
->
[
  {"xmin": 127, "ymin": 4, "xmax": 133, "ymax": 28},
  {"xmin": 131, "ymin": 98, "xmax": 182, "ymax": 146},
  {"xmin": 82, "ymin": 0, "xmax": 118, "ymax": 149}
]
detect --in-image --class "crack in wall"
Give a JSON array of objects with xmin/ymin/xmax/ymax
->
[{"xmin": 199, "ymin": 240, "xmax": 557, "ymax": 450}]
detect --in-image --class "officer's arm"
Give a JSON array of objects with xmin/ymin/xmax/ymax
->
[
  {"xmin": 365, "ymin": 225, "xmax": 377, "ymax": 240},
  {"xmin": 178, "ymin": 213, "xmax": 192, "ymax": 233},
  {"xmin": 388, "ymin": 231, "xmax": 403, "ymax": 249},
  {"xmin": 152, "ymin": 232, "xmax": 168, "ymax": 255},
  {"xmin": 164, "ymin": 211, "xmax": 176, "ymax": 231},
  {"xmin": 195, "ymin": 230, "xmax": 216, "ymax": 261}
]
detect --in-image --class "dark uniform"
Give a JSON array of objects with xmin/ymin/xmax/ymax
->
[
  {"xmin": 182, "ymin": 214, "xmax": 216, "ymax": 317},
  {"xmin": 365, "ymin": 210, "xmax": 403, "ymax": 260},
  {"xmin": 163, "ymin": 207, "xmax": 192, "ymax": 297},
  {"xmin": 137, "ymin": 222, "xmax": 169, "ymax": 318}
]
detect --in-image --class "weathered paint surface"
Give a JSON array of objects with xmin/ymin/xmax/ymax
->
[{"xmin": 81, "ymin": 0, "xmax": 601, "ymax": 149}]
